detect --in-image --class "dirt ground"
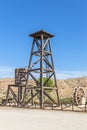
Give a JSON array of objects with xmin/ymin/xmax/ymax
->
[{"xmin": 0, "ymin": 107, "xmax": 87, "ymax": 130}]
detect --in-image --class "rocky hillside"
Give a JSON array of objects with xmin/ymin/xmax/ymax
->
[
  {"xmin": 0, "ymin": 77, "xmax": 87, "ymax": 99},
  {"xmin": 57, "ymin": 77, "xmax": 87, "ymax": 98}
]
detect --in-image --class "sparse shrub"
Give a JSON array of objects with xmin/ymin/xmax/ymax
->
[
  {"xmin": 60, "ymin": 98, "xmax": 74, "ymax": 104},
  {"xmin": 38, "ymin": 77, "xmax": 54, "ymax": 87}
]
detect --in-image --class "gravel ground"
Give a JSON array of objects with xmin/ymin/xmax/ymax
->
[{"xmin": 0, "ymin": 107, "xmax": 87, "ymax": 130}]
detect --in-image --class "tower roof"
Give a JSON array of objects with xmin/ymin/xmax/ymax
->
[{"xmin": 29, "ymin": 30, "xmax": 54, "ymax": 39}]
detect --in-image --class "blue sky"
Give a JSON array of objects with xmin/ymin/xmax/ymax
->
[{"xmin": 0, "ymin": 0, "xmax": 87, "ymax": 79}]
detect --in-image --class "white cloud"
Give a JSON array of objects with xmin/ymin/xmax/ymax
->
[
  {"xmin": 56, "ymin": 70, "xmax": 87, "ymax": 79},
  {"xmin": 0, "ymin": 66, "xmax": 87, "ymax": 80},
  {"xmin": 0, "ymin": 66, "xmax": 14, "ymax": 78}
]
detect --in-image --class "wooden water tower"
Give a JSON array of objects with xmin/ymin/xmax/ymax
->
[{"xmin": 24, "ymin": 30, "xmax": 59, "ymax": 108}]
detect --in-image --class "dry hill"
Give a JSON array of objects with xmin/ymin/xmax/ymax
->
[{"xmin": 0, "ymin": 77, "xmax": 87, "ymax": 99}]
